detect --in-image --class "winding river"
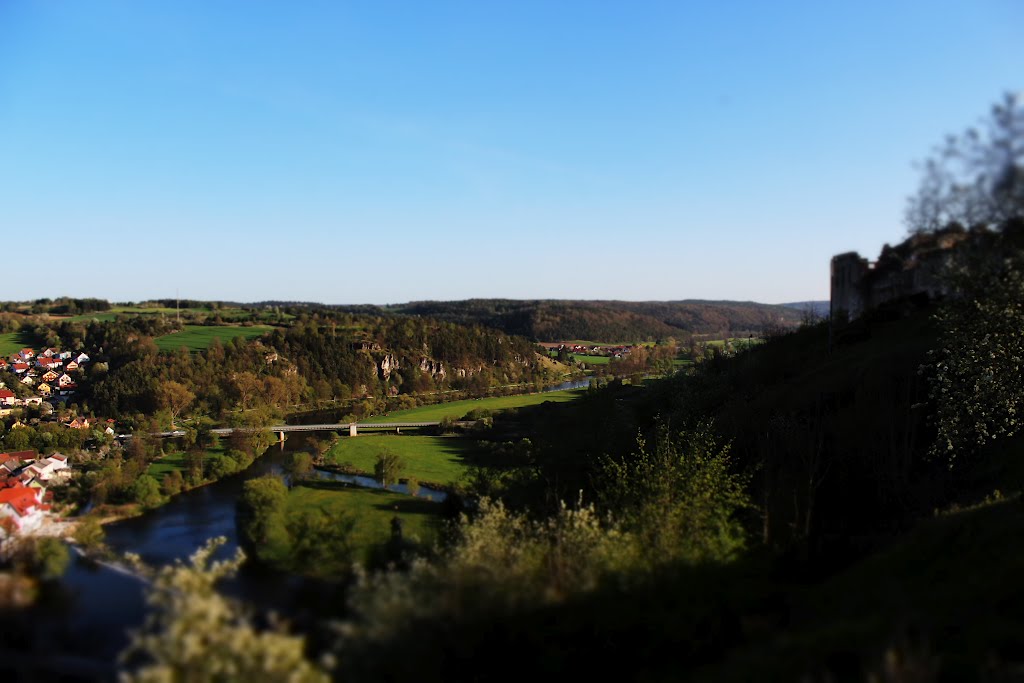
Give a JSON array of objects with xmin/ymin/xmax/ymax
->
[{"xmin": 15, "ymin": 381, "xmax": 588, "ymax": 673}]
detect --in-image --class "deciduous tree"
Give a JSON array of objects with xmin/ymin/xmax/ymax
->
[
  {"xmin": 157, "ymin": 380, "xmax": 195, "ymax": 429},
  {"xmin": 374, "ymin": 449, "xmax": 404, "ymax": 488},
  {"xmin": 907, "ymin": 92, "xmax": 1023, "ymax": 234}
]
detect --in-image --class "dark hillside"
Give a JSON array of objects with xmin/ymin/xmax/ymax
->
[
  {"xmin": 377, "ymin": 306, "xmax": 1024, "ymax": 682},
  {"xmin": 649, "ymin": 310, "xmax": 943, "ymax": 554},
  {"xmin": 331, "ymin": 299, "xmax": 805, "ymax": 342}
]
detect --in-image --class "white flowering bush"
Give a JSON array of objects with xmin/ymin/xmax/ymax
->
[
  {"xmin": 926, "ymin": 257, "xmax": 1024, "ymax": 463},
  {"xmin": 119, "ymin": 537, "xmax": 330, "ymax": 683}
]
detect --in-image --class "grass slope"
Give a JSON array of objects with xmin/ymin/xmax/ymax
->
[
  {"xmin": 154, "ymin": 325, "xmax": 271, "ymax": 351},
  {"xmin": 367, "ymin": 388, "xmax": 584, "ymax": 423}
]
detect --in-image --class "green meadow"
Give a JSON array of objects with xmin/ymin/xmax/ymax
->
[
  {"xmin": 61, "ymin": 306, "xmax": 290, "ymax": 324},
  {"xmin": 275, "ymin": 481, "xmax": 440, "ymax": 565},
  {"xmin": 367, "ymin": 388, "xmax": 585, "ymax": 423},
  {"xmin": 326, "ymin": 434, "xmax": 479, "ymax": 485},
  {"xmin": 573, "ymin": 354, "xmax": 611, "ymax": 364},
  {"xmin": 146, "ymin": 446, "xmax": 235, "ymax": 480},
  {"xmin": 0, "ymin": 331, "xmax": 38, "ymax": 357},
  {"xmin": 154, "ymin": 325, "xmax": 272, "ymax": 352},
  {"xmin": 146, "ymin": 451, "xmax": 194, "ymax": 479}
]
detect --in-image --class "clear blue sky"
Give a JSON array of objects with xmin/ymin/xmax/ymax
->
[{"xmin": 1, "ymin": 1, "xmax": 1020, "ymax": 304}]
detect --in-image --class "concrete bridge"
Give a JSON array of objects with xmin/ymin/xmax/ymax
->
[{"xmin": 150, "ymin": 421, "xmax": 476, "ymax": 440}]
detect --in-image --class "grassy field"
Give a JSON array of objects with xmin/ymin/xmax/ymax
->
[
  {"xmin": 555, "ymin": 340, "xmax": 657, "ymax": 347},
  {"xmin": 367, "ymin": 388, "xmax": 585, "ymax": 423},
  {"xmin": 146, "ymin": 451, "xmax": 193, "ymax": 479},
  {"xmin": 326, "ymin": 434, "xmax": 480, "ymax": 485},
  {"xmin": 60, "ymin": 306, "xmax": 291, "ymax": 323},
  {"xmin": 154, "ymin": 325, "xmax": 272, "ymax": 351},
  {"xmin": 61, "ymin": 306, "xmax": 191, "ymax": 322},
  {"xmin": 702, "ymin": 337, "xmax": 764, "ymax": 347},
  {"xmin": 279, "ymin": 481, "xmax": 440, "ymax": 564},
  {"xmin": 0, "ymin": 331, "xmax": 38, "ymax": 357},
  {"xmin": 548, "ymin": 349, "xmax": 612, "ymax": 365},
  {"xmin": 574, "ymin": 354, "xmax": 611, "ymax": 364},
  {"xmin": 145, "ymin": 446, "xmax": 236, "ymax": 479}
]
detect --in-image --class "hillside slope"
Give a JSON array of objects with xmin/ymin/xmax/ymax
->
[{"xmin": 330, "ymin": 299, "xmax": 805, "ymax": 342}]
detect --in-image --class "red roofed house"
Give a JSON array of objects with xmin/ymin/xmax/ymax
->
[
  {"xmin": 0, "ymin": 451, "xmax": 38, "ymax": 463},
  {"xmin": 67, "ymin": 417, "xmax": 90, "ymax": 430},
  {"xmin": 18, "ymin": 349, "xmax": 35, "ymax": 361},
  {"xmin": 11, "ymin": 363, "xmax": 29, "ymax": 374},
  {"xmin": 0, "ymin": 390, "xmax": 15, "ymax": 407},
  {"xmin": 41, "ymin": 369, "xmax": 59, "ymax": 383},
  {"xmin": 64, "ymin": 360, "xmax": 79, "ymax": 372},
  {"xmin": 36, "ymin": 357, "xmax": 62, "ymax": 370},
  {"xmin": 0, "ymin": 482, "xmax": 46, "ymax": 534}
]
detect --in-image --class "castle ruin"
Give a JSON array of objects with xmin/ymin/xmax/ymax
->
[{"xmin": 830, "ymin": 228, "xmax": 978, "ymax": 322}]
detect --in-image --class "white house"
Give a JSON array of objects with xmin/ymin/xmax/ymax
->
[
  {"xmin": 26, "ymin": 455, "xmax": 69, "ymax": 482},
  {"xmin": 0, "ymin": 484, "xmax": 46, "ymax": 534}
]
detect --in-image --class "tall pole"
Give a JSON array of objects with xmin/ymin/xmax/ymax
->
[{"xmin": 176, "ymin": 289, "xmax": 180, "ymax": 325}]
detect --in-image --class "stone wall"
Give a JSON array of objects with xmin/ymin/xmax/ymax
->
[{"xmin": 830, "ymin": 228, "xmax": 978, "ymax": 323}]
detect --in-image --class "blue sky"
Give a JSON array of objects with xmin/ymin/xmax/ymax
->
[{"xmin": 1, "ymin": 1, "xmax": 1020, "ymax": 304}]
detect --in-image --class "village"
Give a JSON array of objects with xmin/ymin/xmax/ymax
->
[
  {"xmin": 0, "ymin": 345, "xmax": 91, "ymax": 412},
  {"xmin": 0, "ymin": 449, "xmax": 71, "ymax": 538},
  {"xmin": 0, "ymin": 346, "xmax": 104, "ymax": 544}
]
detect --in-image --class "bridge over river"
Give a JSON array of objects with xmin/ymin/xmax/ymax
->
[{"xmin": 150, "ymin": 421, "xmax": 477, "ymax": 440}]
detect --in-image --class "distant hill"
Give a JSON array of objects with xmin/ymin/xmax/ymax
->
[
  {"xmin": 780, "ymin": 300, "xmax": 830, "ymax": 319},
  {"xmin": 328, "ymin": 299, "xmax": 806, "ymax": 342}
]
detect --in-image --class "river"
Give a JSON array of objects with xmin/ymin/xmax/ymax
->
[
  {"xmin": 10, "ymin": 383, "xmax": 589, "ymax": 676},
  {"xmin": 10, "ymin": 435, "xmax": 335, "ymax": 674}
]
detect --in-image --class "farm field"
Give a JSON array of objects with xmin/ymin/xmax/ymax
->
[
  {"xmin": 326, "ymin": 434, "xmax": 480, "ymax": 485},
  {"xmin": 154, "ymin": 325, "xmax": 272, "ymax": 351},
  {"xmin": 545, "ymin": 340, "xmax": 654, "ymax": 348},
  {"xmin": 367, "ymin": 388, "xmax": 585, "ymax": 424},
  {"xmin": 701, "ymin": 337, "xmax": 763, "ymax": 346},
  {"xmin": 0, "ymin": 331, "xmax": 38, "ymax": 356},
  {"xmin": 275, "ymin": 481, "xmax": 440, "ymax": 565},
  {"xmin": 547, "ymin": 350, "xmax": 613, "ymax": 364},
  {"xmin": 55, "ymin": 305, "xmax": 291, "ymax": 324}
]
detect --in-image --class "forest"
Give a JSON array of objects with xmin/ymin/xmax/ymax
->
[{"xmin": 327, "ymin": 298, "xmax": 809, "ymax": 342}]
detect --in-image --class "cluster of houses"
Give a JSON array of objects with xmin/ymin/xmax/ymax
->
[
  {"xmin": 550, "ymin": 343, "xmax": 636, "ymax": 359},
  {"xmin": 0, "ymin": 347, "xmax": 91, "ymax": 414},
  {"xmin": 0, "ymin": 450, "xmax": 69, "ymax": 535}
]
